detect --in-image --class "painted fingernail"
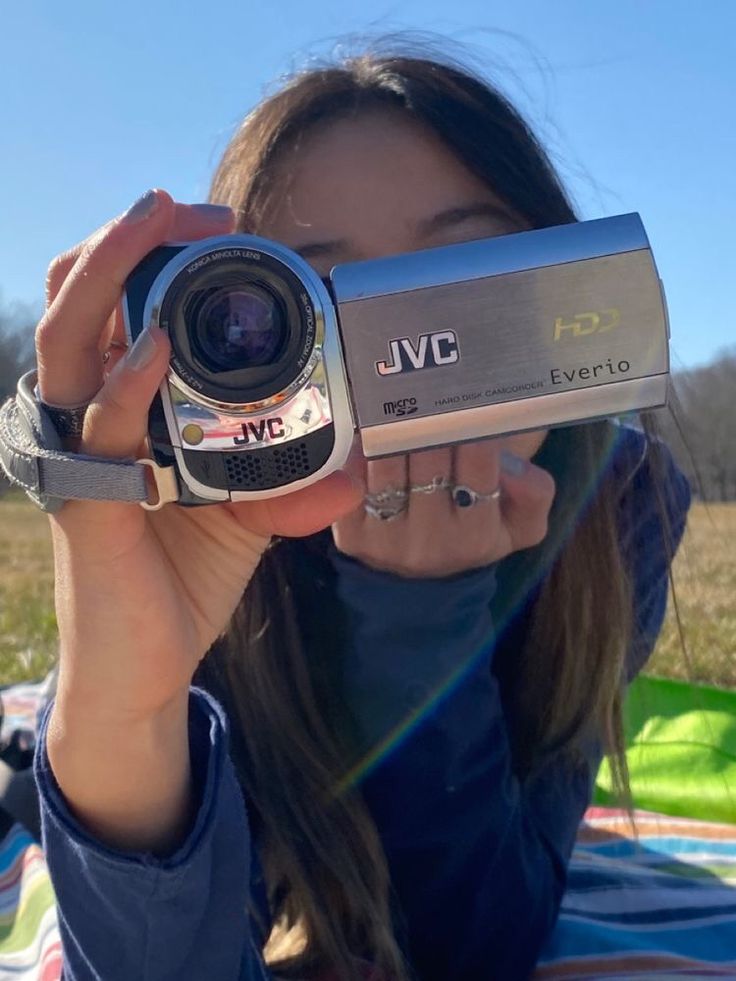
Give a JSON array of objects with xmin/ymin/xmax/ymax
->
[
  {"xmin": 122, "ymin": 189, "xmax": 159, "ymax": 224},
  {"xmin": 500, "ymin": 450, "xmax": 527, "ymax": 477},
  {"xmin": 125, "ymin": 329, "xmax": 158, "ymax": 371},
  {"xmin": 190, "ymin": 203, "xmax": 233, "ymax": 223}
]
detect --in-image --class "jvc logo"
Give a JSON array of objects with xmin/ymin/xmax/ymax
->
[
  {"xmin": 375, "ymin": 330, "xmax": 460, "ymax": 376},
  {"xmin": 233, "ymin": 417, "xmax": 285, "ymax": 445}
]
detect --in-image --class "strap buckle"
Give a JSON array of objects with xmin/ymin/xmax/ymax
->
[{"xmin": 138, "ymin": 458, "xmax": 179, "ymax": 511}]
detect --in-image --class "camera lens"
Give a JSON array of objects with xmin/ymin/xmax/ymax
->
[
  {"xmin": 161, "ymin": 241, "xmax": 321, "ymax": 406},
  {"xmin": 190, "ymin": 284, "xmax": 286, "ymax": 372}
]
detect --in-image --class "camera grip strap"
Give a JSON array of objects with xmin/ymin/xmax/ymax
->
[{"xmin": 0, "ymin": 372, "xmax": 174, "ymax": 513}]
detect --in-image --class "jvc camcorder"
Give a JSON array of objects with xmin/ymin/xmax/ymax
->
[{"xmin": 123, "ymin": 213, "xmax": 669, "ymax": 505}]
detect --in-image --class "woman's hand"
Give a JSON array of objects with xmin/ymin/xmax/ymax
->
[
  {"xmin": 332, "ymin": 437, "xmax": 556, "ymax": 578},
  {"xmin": 37, "ymin": 189, "xmax": 361, "ymax": 848}
]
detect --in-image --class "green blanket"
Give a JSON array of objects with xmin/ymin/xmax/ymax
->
[{"xmin": 595, "ymin": 674, "xmax": 736, "ymax": 823}]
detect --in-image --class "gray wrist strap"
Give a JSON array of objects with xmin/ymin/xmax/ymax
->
[{"xmin": 0, "ymin": 371, "xmax": 178, "ymax": 513}]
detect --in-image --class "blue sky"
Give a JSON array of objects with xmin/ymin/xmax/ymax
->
[{"xmin": 1, "ymin": 0, "xmax": 734, "ymax": 369}]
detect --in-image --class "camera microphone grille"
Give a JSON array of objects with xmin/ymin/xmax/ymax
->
[
  {"xmin": 224, "ymin": 443, "xmax": 309, "ymax": 487},
  {"xmin": 220, "ymin": 425, "xmax": 336, "ymax": 491}
]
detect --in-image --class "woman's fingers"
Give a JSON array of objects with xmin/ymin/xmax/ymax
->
[
  {"xmin": 333, "ymin": 437, "xmax": 556, "ymax": 577},
  {"xmin": 366, "ymin": 453, "xmax": 408, "ymax": 498},
  {"xmin": 37, "ymin": 193, "xmax": 234, "ymax": 408},
  {"xmin": 407, "ymin": 447, "xmax": 453, "ymax": 522},
  {"xmin": 37, "ymin": 190, "xmax": 175, "ymax": 407},
  {"xmin": 233, "ymin": 469, "xmax": 364, "ymax": 540},
  {"xmin": 498, "ymin": 451, "xmax": 556, "ymax": 551},
  {"xmin": 44, "ymin": 201, "xmax": 236, "ymax": 309},
  {"xmin": 81, "ymin": 327, "xmax": 171, "ymax": 460},
  {"xmin": 452, "ymin": 441, "xmax": 501, "ymax": 501}
]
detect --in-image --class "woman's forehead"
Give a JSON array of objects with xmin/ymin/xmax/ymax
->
[{"xmin": 257, "ymin": 111, "xmax": 518, "ymax": 260}]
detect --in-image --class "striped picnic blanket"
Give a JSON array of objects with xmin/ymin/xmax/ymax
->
[
  {"xmin": 0, "ymin": 823, "xmax": 60, "ymax": 980},
  {"xmin": 1, "ymin": 683, "xmax": 735, "ymax": 979},
  {"xmin": 535, "ymin": 808, "xmax": 736, "ymax": 978},
  {"xmin": 1, "ymin": 808, "xmax": 734, "ymax": 980}
]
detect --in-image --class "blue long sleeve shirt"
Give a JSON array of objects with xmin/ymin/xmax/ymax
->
[{"xmin": 34, "ymin": 424, "xmax": 692, "ymax": 981}]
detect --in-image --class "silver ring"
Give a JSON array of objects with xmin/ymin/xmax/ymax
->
[
  {"xmin": 451, "ymin": 484, "xmax": 501, "ymax": 508},
  {"xmin": 364, "ymin": 499, "xmax": 408, "ymax": 521},
  {"xmin": 39, "ymin": 401, "xmax": 89, "ymax": 439},
  {"xmin": 364, "ymin": 485, "xmax": 409, "ymax": 507},
  {"xmin": 409, "ymin": 475, "xmax": 451, "ymax": 495},
  {"xmin": 103, "ymin": 341, "xmax": 128, "ymax": 365}
]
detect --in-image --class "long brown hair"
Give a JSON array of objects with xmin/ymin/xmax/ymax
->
[{"xmin": 194, "ymin": 42, "xmax": 673, "ymax": 980}]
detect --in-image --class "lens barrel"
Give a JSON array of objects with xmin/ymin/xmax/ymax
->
[{"xmin": 158, "ymin": 244, "xmax": 320, "ymax": 406}]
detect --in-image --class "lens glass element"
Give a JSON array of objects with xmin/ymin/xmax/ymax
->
[{"xmin": 192, "ymin": 285, "xmax": 286, "ymax": 372}]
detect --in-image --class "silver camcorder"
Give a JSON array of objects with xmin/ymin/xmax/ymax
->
[{"xmin": 123, "ymin": 213, "xmax": 669, "ymax": 505}]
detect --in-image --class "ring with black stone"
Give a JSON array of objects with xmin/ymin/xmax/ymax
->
[{"xmin": 451, "ymin": 484, "xmax": 501, "ymax": 508}]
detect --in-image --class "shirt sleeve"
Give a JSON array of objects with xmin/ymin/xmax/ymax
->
[
  {"xmin": 34, "ymin": 688, "xmax": 270, "ymax": 981},
  {"xmin": 329, "ymin": 431, "xmax": 691, "ymax": 981}
]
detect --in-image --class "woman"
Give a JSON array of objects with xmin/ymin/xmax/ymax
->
[{"xmin": 32, "ymin": 45, "xmax": 690, "ymax": 980}]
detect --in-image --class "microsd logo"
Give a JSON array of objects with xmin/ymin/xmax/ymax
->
[
  {"xmin": 383, "ymin": 397, "xmax": 418, "ymax": 417},
  {"xmin": 553, "ymin": 309, "xmax": 620, "ymax": 341},
  {"xmin": 375, "ymin": 330, "xmax": 460, "ymax": 376}
]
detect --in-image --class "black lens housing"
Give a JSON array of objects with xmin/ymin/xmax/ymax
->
[{"xmin": 160, "ymin": 246, "xmax": 318, "ymax": 405}]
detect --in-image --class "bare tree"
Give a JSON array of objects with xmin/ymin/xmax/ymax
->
[
  {"xmin": 0, "ymin": 298, "xmax": 36, "ymax": 400},
  {"xmin": 659, "ymin": 347, "xmax": 736, "ymax": 502},
  {"xmin": 0, "ymin": 298, "xmax": 38, "ymax": 493}
]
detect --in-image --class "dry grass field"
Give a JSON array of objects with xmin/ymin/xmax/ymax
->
[
  {"xmin": 648, "ymin": 502, "xmax": 736, "ymax": 689},
  {"xmin": 0, "ymin": 491, "xmax": 734, "ymax": 688},
  {"xmin": 0, "ymin": 492, "xmax": 58, "ymax": 682}
]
